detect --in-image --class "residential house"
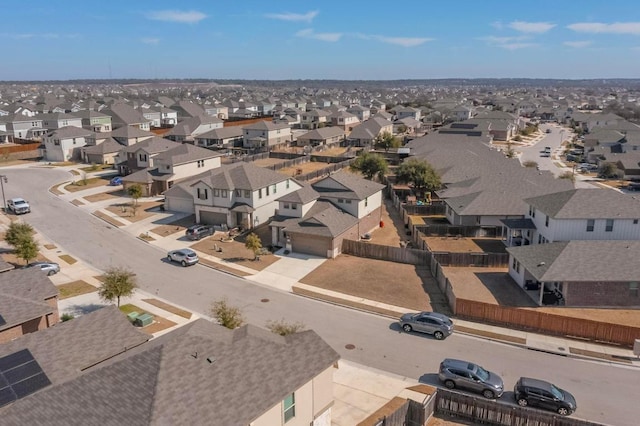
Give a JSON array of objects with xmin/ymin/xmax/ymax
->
[
  {"xmin": 256, "ymin": 99, "xmax": 276, "ymax": 116},
  {"xmin": 329, "ymin": 110, "xmax": 359, "ymax": 132},
  {"xmin": 103, "ymin": 104, "xmax": 152, "ymax": 131},
  {"xmin": 122, "ymin": 143, "xmax": 221, "ymax": 196},
  {"xmin": 3, "ymin": 114, "xmax": 46, "ymax": 140},
  {"xmin": 300, "ymin": 109, "xmax": 331, "ymax": 129},
  {"xmin": 43, "ymin": 126, "xmax": 93, "ymax": 162},
  {"xmin": 137, "ymin": 107, "xmax": 162, "ymax": 128},
  {"xmin": 296, "ymin": 127, "xmax": 345, "ymax": 147},
  {"xmin": 194, "ymin": 126, "xmax": 244, "ymax": 150},
  {"xmin": 450, "ymin": 105, "xmax": 473, "ymax": 121},
  {"xmin": 73, "ymin": 110, "xmax": 112, "ymax": 132},
  {"xmin": 116, "ymin": 136, "xmax": 180, "ymax": 176},
  {"xmin": 110, "ymin": 125, "xmax": 156, "ymax": 147},
  {"xmin": 170, "ymin": 100, "xmax": 206, "ymax": 119},
  {"xmin": 165, "ymin": 162, "xmax": 302, "ymax": 228},
  {"xmin": 203, "ymin": 103, "xmax": 228, "ymax": 120},
  {"xmin": 0, "ymin": 268, "xmax": 59, "ymax": 344},
  {"xmin": 270, "ymin": 171, "xmax": 385, "ymax": 258},
  {"xmin": 395, "ymin": 106, "xmax": 422, "ymax": 122},
  {"xmin": 0, "ymin": 308, "xmax": 339, "ymax": 426},
  {"xmin": 0, "ymin": 121, "xmax": 13, "ymax": 143},
  {"xmin": 82, "ymin": 137, "xmax": 123, "ymax": 165},
  {"xmin": 39, "ymin": 113, "xmax": 83, "ymax": 130},
  {"xmin": 507, "ymin": 241, "xmax": 640, "ymax": 307},
  {"xmin": 347, "ymin": 105, "xmax": 371, "ymax": 122},
  {"xmin": 393, "ymin": 117, "xmax": 421, "ymax": 135},
  {"xmin": 164, "ymin": 115, "xmax": 224, "ymax": 143},
  {"xmin": 347, "ymin": 117, "xmax": 393, "ymax": 146},
  {"xmin": 467, "ymin": 110, "xmax": 520, "ymax": 141},
  {"xmin": 243, "ymin": 121, "xmax": 292, "ymax": 150}
]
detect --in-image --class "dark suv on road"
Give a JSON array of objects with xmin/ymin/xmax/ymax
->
[
  {"xmin": 514, "ymin": 377, "xmax": 576, "ymax": 416},
  {"xmin": 185, "ymin": 225, "xmax": 215, "ymax": 241}
]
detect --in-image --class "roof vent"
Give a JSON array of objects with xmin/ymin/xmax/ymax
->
[
  {"xmin": 207, "ymin": 356, "xmax": 216, "ymax": 364},
  {"xmin": 537, "ymin": 262, "xmax": 546, "ymax": 267}
]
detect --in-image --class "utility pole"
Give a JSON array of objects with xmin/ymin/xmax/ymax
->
[{"xmin": 0, "ymin": 175, "xmax": 7, "ymax": 212}]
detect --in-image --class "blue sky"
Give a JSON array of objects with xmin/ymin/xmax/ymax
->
[{"xmin": 2, "ymin": 0, "xmax": 640, "ymax": 81}]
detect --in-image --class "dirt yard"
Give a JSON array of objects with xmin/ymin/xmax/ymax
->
[
  {"xmin": 191, "ymin": 232, "xmax": 280, "ymax": 271},
  {"xmin": 300, "ymin": 255, "xmax": 450, "ymax": 313},
  {"xmin": 63, "ymin": 176, "xmax": 112, "ymax": 192},
  {"xmin": 367, "ymin": 198, "xmax": 406, "ymax": 247},
  {"xmin": 83, "ymin": 189, "xmax": 125, "ymax": 203},
  {"xmin": 278, "ymin": 161, "xmax": 330, "ymax": 177},
  {"xmin": 251, "ymin": 158, "xmax": 284, "ymax": 167},
  {"xmin": 425, "ymin": 237, "xmax": 507, "ymax": 253},
  {"xmin": 443, "ymin": 267, "xmax": 536, "ymax": 306},
  {"xmin": 104, "ymin": 201, "xmax": 163, "ymax": 222},
  {"xmin": 316, "ymin": 146, "xmax": 348, "ymax": 156}
]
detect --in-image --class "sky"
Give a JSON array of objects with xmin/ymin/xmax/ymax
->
[{"xmin": 2, "ymin": 0, "xmax": 640, "ymax": 81}]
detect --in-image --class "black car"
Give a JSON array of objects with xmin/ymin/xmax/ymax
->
[
  {"xmin": 185, "ymin": 225, "xmax": 215, "ymax": 241},
  {"xmin": 514, "ymin": 377, "xmax": 577, "ymax": 416}
]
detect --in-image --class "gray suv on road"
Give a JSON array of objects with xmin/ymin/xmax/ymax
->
[
  {"xmin": 399, "ymin": 311, "xmax": 454, "ymax": 340},
  {"xmin": 438, "ymin": 359, "xmax": 504, "ymax": 399}
]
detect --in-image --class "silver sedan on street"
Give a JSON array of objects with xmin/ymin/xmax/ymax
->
[
  {"xmin": 167, "ymin": 249, "xmax": 199, "ymax": 267},
  {"xmin": 399, "ymin": 311, "xmax": 454, "ymax": 340}
]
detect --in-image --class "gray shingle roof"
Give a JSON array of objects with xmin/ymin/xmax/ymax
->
[
  {"xmin": 119, "ymin": 136, "xmax": 180, "ymax": 154},
  {"xmin": 507, "ymin": 241, "xmax": 640, "ymax": 282},
  {"xmin": 297, "ymin": 127, "xmax": 345, "ymax": 141},
  {"xmin": 46, "ymin": 126, "xmax": 92, "ymax": 139},
  {"xmin": 1, "ymin": 318, "xmax": 339, "ymax": 426},
  {"xmin": 192, "ymin": 162, "xmax": 291, "ymax": 191},
  {"xmin": 194, "ymin": 126, "xmax": 244, "ymax": 140},
  {"xmin": 82, "ymin": 137, "xmax": 122, "ymax": 155},
  {"xmin": 313, "ymin": 170, "xmax": 385, "ymax": 200},
  {"xmin": 273, "ymin": 200, "xmax": 359, "ymax": 238},
  {"xmin": 0, "ymin": 269, "xmax": 58, "ymax": 331},
  {"xmin": 152, "ymin": 143, "xmax": 222, "ymax": 166},
  {"xmin": 524, "ymin": 189, "xmax": 640, "ymax": 219},
  {"xmin": 276, "ymin": 184, "xmax": 320, "ymax": 204}
]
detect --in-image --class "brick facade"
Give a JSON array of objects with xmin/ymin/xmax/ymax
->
[{"xmin": 565, "ymin": 281, "xmax": 640, "ymax": 307}]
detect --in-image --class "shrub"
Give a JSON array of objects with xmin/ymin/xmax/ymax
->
[
  {"xmin": 211, "ymin": 299, "xmax": 244, "ymax": 329},
  {"xmin": 265, "ymin": 319, "xmax": 306, "ymax": 336},
  {"xmin": 61, "ymin": 313, "xmax": 74, "ymax": 322}
]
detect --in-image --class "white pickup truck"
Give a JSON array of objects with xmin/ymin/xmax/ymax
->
[{"xmin": 7, "ymin": 198, "xmax": 31, "ymax": 215}]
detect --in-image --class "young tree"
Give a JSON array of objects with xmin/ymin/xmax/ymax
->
[
  {"xmin": 265, "ymin": 319, "xmax": 306, "ymax": 336},
  {"xmin": 244, "ymin": 232, "xmax": 262, "ymax": 260},
  {"xmin": 396, "ymin": 158, "xmax": 442, "ymax": 193},
  {"xmin": 522, "ymin": 160, "xmax": 538, "ymax": 168},
  {"xmin": 127, "ymin": 184, "xmax": 143, "ymax": 216},
  {"xmin": 4, "ymin": 222, "xmax": 34, "ymax": 246},
  {"xmin": 14, "ymin": 236, "xmax": 39, "ymax": 265},
  {"xmin": 211, "ymin": 299, "xmax": 244, "ymax": 329},
  {"xmin": 98, "ymin": 266, "xmax": 137, "ymax": 307},
  {"xmin": 350, "ymin": 151, "xmax": 388, "ymax": 181},
  {"xmin": 598, "ymin": 163, "xmax": 621, "ymax": 179},
  {"xmin": 374, "ymin": 132, "xmax": 401, "ymax": 151}
]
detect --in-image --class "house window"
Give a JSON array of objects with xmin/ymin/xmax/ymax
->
[
  {"xmin": 634, "ymin": 219, "xmax": 639, "ymax": 224},
  {"xmin": 286, "ymin": 179, "xmax": 290, "ymax": 189},
  {"xmin": 234, "ymin": 189, "xmax": 241, "ymax": 197},
  {"xmin": 213, "ymin": 189, "xmax": 220, "ymax": 197},
  {"xmin": 365, "ymin": 197, "xmax": 368, "ymax": 207},
  {"xmin": 586, "ymin": 219, "xmax": 595, "ymax": 232},
  {"xmin": 266, "ymin": 186, "xmax": 270, "ymax": 196},
  {"xmin": 197, "ymin": 160, "xmax": 204, "ymax": 168},
  {"xmin": 544, "ymin": 215, "xmax": 549, "ymax": 227},
  {"xmin": 283, "ymin": 203, "xmax": 290, "ymax": 209},
  {"xmin": 338, "ymin": 199, "xmax": 344, "ymax": 203},
  {"xmin": 531, "ymin": 207, "xmax": 535, "ymax": 218},
  {"xmin": 283, "ymin": 393, "xmax": 295, "ymax": 423},
  {"xmin": 345, "ymin": 199, "xmax": 352, "ymax": 204},
  {"xmin": 197, "ymin": 188, "xmax": 208, "ymax": 200},
  {"xmin": 272, "ymin": 184, "xmax": 277, "ymax": 194},
  {"xmin": 221, "ymin": 189, "xmax": 228, "ymax": 197},
  {"xmin": 244, "ymin": 190, "xmax": 251, "ymax": 198},
  {"xmin": 605, "ymin": 219, "xmax": 614, "ymax": 232},
  {"xmin": 291, "ymin": 203, "xmax": 297, "ymax": 210},
  {"xmin": 258, "ymin": 189, "xmax": 262, "ymax": 199},
  {"xmin": 631, "ymin": 282, "xmax": 639, "ymax": 297},
  {"xmin": 511, "ymin": 257, "xmax": 518, "ymax": 271}
]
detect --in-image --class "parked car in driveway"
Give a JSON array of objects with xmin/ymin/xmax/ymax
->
[
  {"xmin": 514, "ymin": 377, "xmax": 577, "ymax": 416},
  {"xmin": 438, "ymin": 359, "xmax": 504, "ymax": 399},
  {"xmin": 399, "ymin": 311, "xmax": 454, "ymax": 340},
  {"xmin": 23, "ymin": 261, "xmax": 60, "ymax": 276},
  {"xmin": 167, "ymin": 249, "xmax": 199, "ymax": 266},
  {"xmin": 185, "ymin": 224, "xmax": 215, "ymax": 241},
  {"xmin": 109, "ymin": 176, "xmax": 123, "ymax": 186}
]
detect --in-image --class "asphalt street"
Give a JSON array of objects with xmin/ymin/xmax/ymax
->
[{"xmin": 5, "ymin": 166, "xmax": 639, "ymax": 425}]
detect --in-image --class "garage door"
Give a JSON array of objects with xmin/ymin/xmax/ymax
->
[
  {"xmin": 200, "ymin": 211, "xmax": 228, "ymax": 226},
  {"xmin": 165, "ymin": 196, "xmax": 194, "ymax": 214},
  {"xmin": 291, "ymin": 235, "xmax": 330, "ymax": 257}
]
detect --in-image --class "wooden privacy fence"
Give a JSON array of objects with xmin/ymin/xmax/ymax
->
[
  {"xmin": 342, "ymin": 239, "xmax": 432, "ymax": 265},
  {"xmin": 415, "ymin": 224, "xmax": 499, "ymax": 238},
  {"xmin": 402, "ymin": 203, "xmax": 446, "ymax": 216},
  {"xmin": 297, "ymin": 158, "xmax": 354, "ymax": 181},
  {"xmin": 432, "ymin": 251, "xmax": 509, "ymax": 268},
  {"xmin": 435, "ymin": 389, "xmax": 604, "ymax": 426},
  {"xmin": 455, "ymin": 299, "xmax": 640, "ymax": 346}
]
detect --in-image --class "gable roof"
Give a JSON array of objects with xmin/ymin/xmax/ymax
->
[
  {"xmin": 272, "ymin": 199, "xmax": 359, "ymax": 238},
  {"xmin": 194, "ymin": 126, "xmax": 244, "ymax": 140},
  {"xmin": 0, "ymin": 269, "xmax": 58, "ymax": 331},
  {"xmin": 152, "ymin": 143, "xmax": 222, "ymax": 166},
  {"xmin": 110, "ymin": 125, "xmax": 156, "ymax": 139},
  {"xmin": 244, "ymin": 120, "xmax": 291, "ymax": 131},
  {"xmin": 164, "ymin": 115, "xmax": 223, "ymax": 138},
  {"xmin": 1, "ymin": 318, "xmax": 339, "ymax": 425},
  {"xmin": 119, "ymin": 136, "xmax": 180, "ymax": 154},
  {"xmin": 46, "ymin": 126, "xmax": 92, "ymax": 139},
  {"xmin": 276, "ymin": 184, "xmax": 320, "ymax": 204},
  {"xmin": 297, "ymin": 127, "xmax": 345, "ymax": 141},
  {"xmin": 507, "ymin": 240, "xmax": 640, "ymax": 282},
  {"xmin": 82, "ymin": 137, "xmax": 123, "ymax": 155},
  {"xmin": 192, "ymin": 162, "xmax": 291, "ymax": 191},
  {"xmin": 524, "ymin": 189, "xmax": 640, "ymax": 219},
  {"xmin": 313, "ymin": 170, "xmax": 385, "ymax": 200}
]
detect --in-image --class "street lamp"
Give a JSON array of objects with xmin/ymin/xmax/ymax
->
[{"xmin": 0, "ymin": 175, "xmax": 6, "ymax": 212}]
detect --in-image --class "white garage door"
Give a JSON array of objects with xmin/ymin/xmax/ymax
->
[
  {"xmin": 291, "ymin": 235, "xmax": 330, "ymax": 257},
  {"xmin": 200, "ymin": 211, "xmax": 228, "ymax": 226},
  {"xmin": 165, "ymin": 196, "xmax": 194, "ymax": 214}
]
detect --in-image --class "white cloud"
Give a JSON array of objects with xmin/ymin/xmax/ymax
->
[
  {"xmin": 295, "ymin": 29, "xmax": 341, "ymax": 42},
  {"xmin": 266, "ymin": 11, "xmax": 318, "ymax": 23},
  {"xmin": 374, "ymin": 36, "xmax": 433, "ymax": 47},
  {"xmin": 141, "ymin": 37, "xmax": 160, "ymax": 45},
  {"xmin": 567, "ymin": 22, "xmax": 640, "ymax": 35},
  {"xmin": 563, "ymin": 40, "xmax": 592, "ymax": 48},
  {"xmin": 479, "ymin": 35, "xmax": 528, "ymax": 44},
  {"xmin": 508, "ymin": 21, "xmax": 556, "ymax": 33},
  {"xmin": 490, "ymin": 21, "xmax": 504, "ymax": 30},
  {"xmin": 500, "ymin": 42, "xmax": 537, "ymax": 50},
  {"xmin": 147, "ymin": 10, "xmax": 207, "ymax": 24}
]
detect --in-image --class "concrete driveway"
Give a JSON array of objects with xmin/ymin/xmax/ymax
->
[{"xmin": 246, "ymin": 248, "xmax": 327, "ymax": 292}]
